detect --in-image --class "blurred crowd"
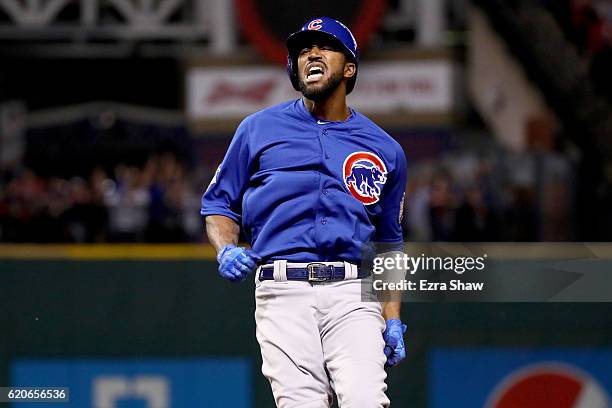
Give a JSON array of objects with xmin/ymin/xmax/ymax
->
[
  {"xmin": 0, "ymin": 153, "xmax": 202, "ymax": 243},
  {"xmin": 1, "ymin": 146, "xmax": 574, "ymax": 243},
  {"xmin": 404, "ymin": 151, "xmax": 573, "ymax": 242}
]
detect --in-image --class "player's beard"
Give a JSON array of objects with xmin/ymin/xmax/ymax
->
[{"xmin": 299, "ymin": 69, "xmax": 344, "ymax": 101}]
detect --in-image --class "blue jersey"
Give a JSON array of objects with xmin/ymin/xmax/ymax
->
[{"xmin": 201, "ymin": 99, "xmax": 407, "ymax": 263}]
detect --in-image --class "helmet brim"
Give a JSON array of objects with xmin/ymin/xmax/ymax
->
[{"xmin": 286, "ymin": 30, "xmax": 356, "ymax": 62}]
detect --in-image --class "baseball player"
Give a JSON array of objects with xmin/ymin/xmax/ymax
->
[{"xmin": 202, "ymin": 17, "xmax": 408, "ymax": 408}]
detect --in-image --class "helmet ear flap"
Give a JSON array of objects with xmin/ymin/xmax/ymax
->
[{"xmin": 286, "ymin": 54, "xmax": 300, "ymax": 92}]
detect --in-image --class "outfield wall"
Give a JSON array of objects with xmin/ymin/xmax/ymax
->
[{"xmin": 1, "ymin": 245, "xmax": 611, "ymax": 407}]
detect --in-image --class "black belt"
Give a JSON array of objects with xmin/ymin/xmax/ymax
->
[{"xmin": 258, "ymin": 263, "xmax": 369, "ymax": 282}]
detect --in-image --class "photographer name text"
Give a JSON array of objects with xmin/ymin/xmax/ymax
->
[{"xmin": 373, "ymin": 279, "xmax": 485, "ymax": 292}]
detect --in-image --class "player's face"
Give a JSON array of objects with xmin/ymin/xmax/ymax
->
[{"xmin": 296, "ymin": 41, "xmax": 356, "ymax": 101}]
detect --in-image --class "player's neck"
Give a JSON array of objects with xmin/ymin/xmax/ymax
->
[{"xmin": 302, "ymin": 92, "xmax": 350, "ymax": 122}]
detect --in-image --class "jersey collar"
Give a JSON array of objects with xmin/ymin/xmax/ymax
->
[{"xmin": 296, "ymin": 98, "xmax": 355, "ymax": 125}]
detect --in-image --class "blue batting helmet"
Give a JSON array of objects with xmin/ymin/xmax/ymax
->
[{"xmin": 286, "ymin": 17, "xmax": 359, "ymax": 94}]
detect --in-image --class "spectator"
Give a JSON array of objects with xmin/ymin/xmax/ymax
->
[
  {"xmin": 503, "ymin": 185, "xmax": 539, "ymax": 241},
  {"xmin": 145, "ymin": 153, "xmax": 199, "ymax": 242},
  {"xmin": 453, "ymin": 185, "xmax": 500, "ymax": 241},
  {"xmin": 105, "ymin": 165, "xmax": 150, "ymax": 242},
  {"xmin": 63, "ymin": 177, "xmax": 108, "ymax": 242},
  {"xmin": 405, "ymin": 164, "xmax": 433, "ymax": 241},
  {"xmin": 1, "ymin": 168, "xmax": 46, "ymax": 241},
  {"xmin": 428, "ymin": 171, "xmax": 456, "ymax": 241}
]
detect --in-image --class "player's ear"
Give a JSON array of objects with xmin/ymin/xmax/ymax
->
[{"xmin": 343, "ymin": 62, "xmax": 356, "ymax": 79}]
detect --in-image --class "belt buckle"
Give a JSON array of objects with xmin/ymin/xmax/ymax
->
[{"xmin": 307, "ymin": 263, "xmax": 331, "ymax": 282}]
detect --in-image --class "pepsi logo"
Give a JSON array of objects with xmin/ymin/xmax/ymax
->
[
  {"xmin": 343, "ymin": 151, "xmax": 387, "ymax": 205},
  {"xmin": 486, "ymin": 363, "xmax": 609, "ymax": 408},
  {"xmin": 307, "ymin": 19, "xmax": 323, "ymax": 31}
]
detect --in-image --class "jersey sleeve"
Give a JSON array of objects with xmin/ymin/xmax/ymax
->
[
  {"xmin": 200, "ymin": 118, "xmax": 253, "ymax": 223},
  {"xmin": 373, "ymin": 145, "xmax": 407, "ymax": 244}
]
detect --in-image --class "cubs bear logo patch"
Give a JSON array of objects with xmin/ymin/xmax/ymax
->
[{"xmin": 343, "ymin": 151, "xmax": 388, "ymax": 205}]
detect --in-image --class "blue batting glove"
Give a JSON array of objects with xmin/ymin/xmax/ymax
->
[
  {"xmin": 383, "ymin": 319, "xmax": 407, "ymax": 367},
  {"xmin": 217, "ymin": 244, "xmax": 261, "ymax": 282}
]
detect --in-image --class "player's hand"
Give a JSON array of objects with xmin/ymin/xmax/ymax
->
[
  {"xmin": 383, "ymin": 319, "xmax": 407, "ymax": 367},
  {"xmin": 217, "ymin": 244, "xmax": 261, "ymax": 282}
]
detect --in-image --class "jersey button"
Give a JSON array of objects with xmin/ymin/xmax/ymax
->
[
  {"xmin": 321, "ymin": 218, "xmax": 328, "ymax": 225},
  {"xmin": 323, "ymin": 130, "xmax": 328, "ymax": 135},
  {"xmin": 322, "ymin": 189, "xmax": 328, "ymax": 195}
]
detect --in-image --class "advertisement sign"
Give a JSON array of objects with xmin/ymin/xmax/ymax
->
[
  {"xmin": 11, "ymin": 358, "xmax": 251, "ymax": 408},
  {"xmin": 430, "ymin": 349, "xmax": 612, "ymax": 408},
  {"xmin": 186, "ymin": 61, "xmax": 456, "ymax": 122}
]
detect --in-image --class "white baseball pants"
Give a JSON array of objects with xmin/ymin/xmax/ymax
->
[{"xmin": 254, "ymin": 275, "xmax": 390, "ymax": 408}]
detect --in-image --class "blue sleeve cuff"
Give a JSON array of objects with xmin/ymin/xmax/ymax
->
[{"xmin": 200, "ymin": 208, "xmax": 241, "ymax": 224}]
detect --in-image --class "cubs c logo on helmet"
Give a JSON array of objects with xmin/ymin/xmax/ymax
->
[
  {"xmin": 343, "ymin": 151, "xmax": 387, "ymax": 205},
  {"xmin": 307, "ymin": 19, "xmax": 323, "ymax": 30}
]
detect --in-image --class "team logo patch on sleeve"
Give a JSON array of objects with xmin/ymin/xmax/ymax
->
[{"xmin": 343, "ymin": 151, "xmax": 388, "ymax": 205}]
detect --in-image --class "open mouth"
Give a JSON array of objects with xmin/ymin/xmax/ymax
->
[{"xmin": 306, "ymin": 65, "xmax": 325, "ymax": 83}]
